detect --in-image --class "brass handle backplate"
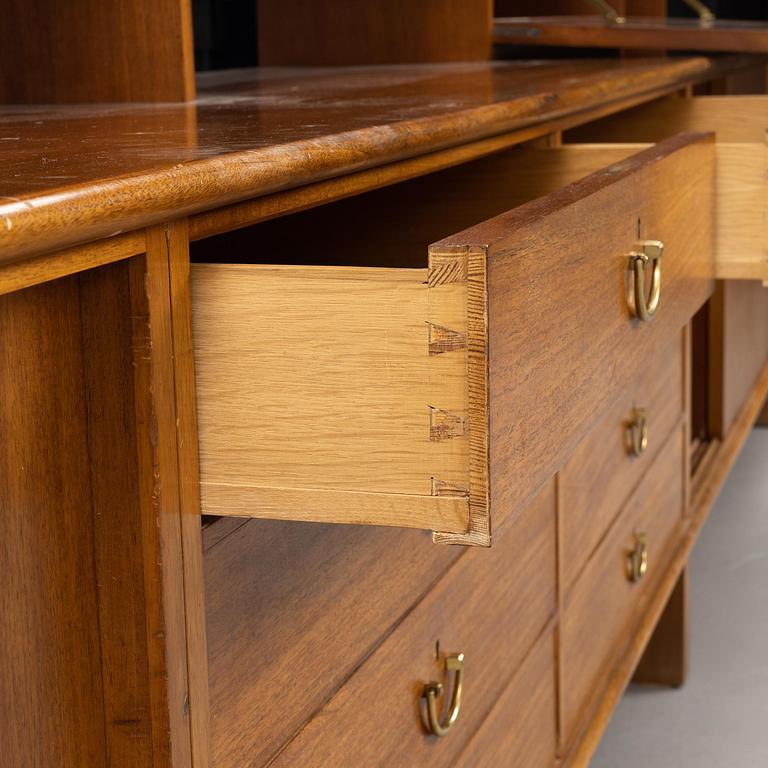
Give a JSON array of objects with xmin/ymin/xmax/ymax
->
[
  {"xmin": 628, "ymin": 240, "xmax": 663, "ymax": 322},
  {"xmin": 627, "ymin": 533, "xmax": 648, "ymax": 583},
  {"xmin": 628, "ymin": 408, "xmax": 648, "ymax": 457},
  {"xmin": 422, "ymin": 652, "xmax": 465, "ymax": 737}
]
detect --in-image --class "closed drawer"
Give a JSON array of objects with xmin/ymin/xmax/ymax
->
[
  {"xmin": 559, "ymin": 329, "xmax": 685, "ymax": 591},
  {"xmin": 568, "ymin": 94, "xmax": 768, "ymax": 282},
  {"xmin": 560, "ymin": 424, "xmax": 686, "ymax": 747},
  {"xmin": 266, "ymin": 480, "xmax": 556, "ymax": 767},
  {"xmin": 452, "ymin": 629, "xmax": 557, "ymax": 768},
  {"xmin": 192, "ymin": 132, "xmax": 713, "ymax": 545}
]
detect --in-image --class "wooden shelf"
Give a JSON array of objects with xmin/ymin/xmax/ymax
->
[
  {"xmin": 0, "ymin": 57, "xmax": 748, "ymax": 264},
  {"xmin": 494, "ymin": 16, "xmax": 768, "ymax": 53}
]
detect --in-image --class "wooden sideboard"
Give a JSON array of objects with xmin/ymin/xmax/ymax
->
[{"xmin": 2, "ymin": 54, "xmax": 768, "ymax": 768}]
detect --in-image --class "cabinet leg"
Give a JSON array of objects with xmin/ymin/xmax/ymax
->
[
  {"xmin": 757, "ymin": 399, "xmax": 768, "ymax": 426},
  {"xmin": 632, "ymin": 567, "xmax": 688, "ymax": 688}
]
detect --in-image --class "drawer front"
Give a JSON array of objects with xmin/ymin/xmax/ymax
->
[
  {"xmin": 431, "ymin": 133, "xmax": 713, "ymax": 540},
  {"xmin": 561, "ymin": 425, "xmax": 686, "ymax": 746},
  {"xmin": 452, "ymin": 629, "xmax": 557, "ymax": 768},
  {"xmin": 560, "ymin": 330, "xmax": 685, "ymax": 591},
  {"xmin": 567, "ymin": 95, "xmax": 768, "ymax": 282},
  {"xmin": 268, "ymin": 480, "xmax": 556, "ymax": 767},
  {"xmin": 193, "ymin": 135, "xmax": 711, "ymax": 546}
]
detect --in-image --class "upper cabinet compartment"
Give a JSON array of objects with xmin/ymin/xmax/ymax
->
[
  {"xmin": 191, "ymin": 133, "xmax": 714, "ymax": 546},
  {"xmin": 567, "ymin": 95, "xmax": 768, "ymax": 283}
]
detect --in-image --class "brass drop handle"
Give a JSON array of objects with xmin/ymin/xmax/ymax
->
[
  {"xmin": 422, "ymin": 652, "xmax": 465, "ymax": 737},
  {"xmin": 628, "ymin": 408, "xmax": 648, "ymax": 457},
  {"xmin": 627, "ymin": 533, "xmax": 648, "ymax": 583},
  {"xmin": 628, "ymin": 240, "xmax": 663, "ymax": 322}
]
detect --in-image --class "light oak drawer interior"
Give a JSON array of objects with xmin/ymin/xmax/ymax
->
[
  {"xmin": 560, "ymin": 424, "xmax": 686, "ymax": 749},
  {"xmin": 191, "ymin": 133, "xmax": 713, "ymax": 545},
  {"xmin": 567, "ymin": 94, "xmax": 768, "ymax": 282},
  {"xmin": 559, "ymin": 329, "xmax": 685, "ymax": 592}
]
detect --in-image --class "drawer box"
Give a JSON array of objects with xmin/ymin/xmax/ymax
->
[
  {"xmin": 264, "ymin": 480, "xmax": 556, "ymax": 766},
  {"xmin": 559, "ymin": 329, "xmax": 685, "ymax": 591},
  {"xmin": 567, "ymin": 95, "xmax": 768, "ymax": 282},
  {"xmin": 560, "ymin": 424, "xmax": 686, "ymax": 748},
  {"xmin": 192, "ymin": 133, "xmax": 714, "ymax": 545}
]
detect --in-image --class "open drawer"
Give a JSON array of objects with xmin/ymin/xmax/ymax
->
[
  {"xmin": 567, "ymin": 95, "xmax": 768, "ymax": 283},
  {"xmin": 191, "ymin": 133, "xmax": 714, "ymax": 546}
]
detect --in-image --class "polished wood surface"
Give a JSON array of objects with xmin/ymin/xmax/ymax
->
[
  {"xmin": 452, "ymin": 630, "xmax": 557, "ymax": 768},
  {"xmin": 0, "ymin": 0, "xmax": 194, "ymax": 103},
  {"xmin": 0, "ymin": 276, "xmax": 107, "ymax": 767},
  {"xmin": 433, "ymin": 134, "xmax": 713, "ymax": 521},
  {"xmin": 561, "ymin": 425, "xmax": 685, "ymax": 750},
  {"xmin": 0, "ymin": 58, "xmax": 734, "ymax": 263},
  {"xmin": 494, "ymin": 16, "xmax": 768, "ymax": 53},
  {"xmin": 560, "ymin": 330, "xmax": 685, "ymax": 592},
  {"xmin": 205, "ymin": 522, "xmax": 462, "ymax": 766},
  {"xmin": 567, "ymin": 95, "xmax": 768, "ymax": 281},
  {"xmin": 258, "ymin": 0, "xmax": 492, "ymax": 65},
  {"xmin": 268, "ymin": 482, "xmax": 555, "ymax": 767}
]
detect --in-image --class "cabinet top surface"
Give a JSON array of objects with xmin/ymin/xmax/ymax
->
[{"xmin": 0, "ymin": 57, "xmax": 734, "ymax": 262}]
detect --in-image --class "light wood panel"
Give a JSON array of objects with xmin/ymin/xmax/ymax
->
[
  {"xmin": 0, "ymin": 0, "xmax": 194, "ymax": 102},
  {"xmin": 258, "ymin": 0, "xmax": 492, "ymax": 65},
  {"xmin": 192, "ymin": 262, "xmax": 477, "ymax": 536},
  {"xmin": 567, "ymin": 95, "xmax": 768, "ymax": 281}
]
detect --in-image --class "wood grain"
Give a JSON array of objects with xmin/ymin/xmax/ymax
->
[
  {"xmin": 633, "ymin": 566, "xmax": 688, "ymax": 687},
  {"xmin": 561, "ymin": 425, "xmax": 685, "ymax": 750},
  {"xmin": 0, "ymin": 231, "xmax": 145, "ymax": 297},
  {"xmin": 79, "ymin": 262, "xmax": 156, "ymax": 767},
  {"xmin": 494, "ymin": 16, "xmax": 768, "ymax": 53},
  {"xmin": 205, "ymin": 522, "xmax": 463, "ymax": 767},
  {"xmin": 711, "ymin": 280, "xmax": 768, "ymax": 436},
  {"xmin": 0, "ymin": 276, "xmax": 107, "ymax": 767},
  {"xmin": 258, "ymin": 0, "xmax": 492, "ymax": 65},
  {"xmin": 192, "ymin": 263, "xmax": 472, "ymax": 535},
  {"xmin": 560, "ymin": 330, "xmax": 684, "ymax": 592},
  {"xmin": 0, "ymin": 0, "xmax": 194, "ymax": 102},
  {"xmin": 452, "ymin": 628, "xmax": 557, "ymax": 768},
  {"xmin": 165, "ymin": 220, "xmax": 212, "ymax": 767},
  {"xmin": 267, "ymin": 480, "xmax": 555, "ymax": 767},
  {"xmin": 0, "ymin": 57, "xmax": 734, "ymax": 264},
  {"xmin": 567, "ymin": 95, "xmax": 768, "ymax": 281},
  {"xmin": 432, "ymin": 133, "xmax": 714, "ymax": 524},
  {"xmin": 569, "ymin": 361, "xmax": 768, "ymax": 766},
  {"xmin": 134, "ymin": 229, "xmax": 199, "ymax": 767}
]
